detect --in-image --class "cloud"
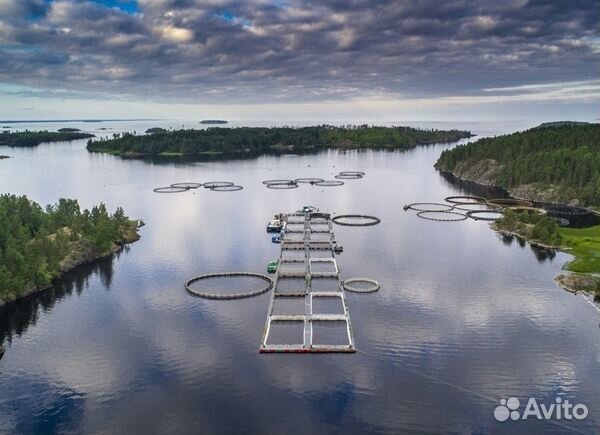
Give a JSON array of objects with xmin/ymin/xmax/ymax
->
[{"xmin": 0, "ymin": 0, "xmax": 597, "ymax": 104}]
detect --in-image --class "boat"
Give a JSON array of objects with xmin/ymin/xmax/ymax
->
[
  {"xmin": 266, "ymin": 219, "xmax": 282, "ymax": 233},
  {"xmin": 272, "ymin": 236, "xmax": 281, "ymax": 243},
  {"xmin": 267, "ymin": 260, "xmax": 278, "ymax": 273}
]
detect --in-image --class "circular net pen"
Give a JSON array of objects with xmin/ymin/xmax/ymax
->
[
  {"xmin": 405, "ymin": 202, "xmax": 454, "ymax": 212},
  {"xmin": 465, "ymin": 210, "xmax": 505, "ymax": 221},
  {"xmin": 335, "ymin": 174, "xmax": 363, "ymax": 180},
  {"xmin": 505, "ymin": 206, "xmax": 547, "ymax": 215},
  {"xmin": 452, "ymin": 202, "xmax": 501, "ymax": 212},
  {"xmin": 416, "ymin": 210, "xmax": 467, "ymax": 222},
  {"xmin": 153, "ymin": 186, "xmax": 189, "ymax": 193},
  {"xmin": 444, "ymin": 195, "xmax": 487, "ymax": 205},
  {"xmin": 295, "ymin": 177, "xmax": 324, "ymax": 184},
  {"xmin": 332, "ymin": 215, "xmax": 381, "ymax": 226},
  {"xmin": 203, "ymin": 181, "xmax": 235, "ymax": 189},
  {"xmin": 210, "ymin": 185, "xmax": 243, "ymax": 192},
  {"xmin": 339, "ymin": 171, "xmax": 366, "ymax": 176},
  {"xmin": 314, "ymin": 180, "xmax": 345, "ymax": 187},
  {"xmin": 262, "ymin": 179, "xmax": 297, "ymax": 185},
  {"xmin": 170, "ymin": 182, "xmax": 202, "ymax": 189},
  {"xmin": 488, "ymin": 198, "xmax": 533, "ymax": 208},
  {"xmin": 543, "ymin": 205, "xmax": 592, "ymax": 217},
  {"xmin": 343, "ymin": 278, "xmax": 380, "ymax": 293},
  {"xmin": 185, "ymin": 272, "xmax": 273, "ymax": 300},
  {"xmin": 266, "ymin": 183, "xmax": 299, "ymax": 189}
]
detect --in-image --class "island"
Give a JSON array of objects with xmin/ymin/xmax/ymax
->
[
  {"xmin": 200, "ymin": 120, "xmax": 228, "ymax": 124},
  {"xmin": 57, "ymin": 127, "xmax": 82, "ymax": 133},
  {"xmin": 0, "ymin": 155, "xmax": 9, "ymax": 160},
  {"xmin": 0, "ymin": 130, "xmax": 94, "ymax": 147},
  {"xmin": 435, "ymin": 123, "xmax": 600, "ymax": 299},
  {"xmin": 435, "ymin": 123, "xmax": 600, "ymax": 206},
  {"xmin": 86, "ymin": 125, "xmax": 472, "ymax": 157},
  {"xmin": 145, "ymin": 127, "xmax": 167, "ymax": 134},
  {"xmin": 0, "ymin": 195, "xmax": 141, "ymax": 307}
]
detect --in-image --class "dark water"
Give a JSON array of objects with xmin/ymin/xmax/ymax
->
[{"xmin": 0, "ymin": 120, "xmax": 599, "ymax": 435}]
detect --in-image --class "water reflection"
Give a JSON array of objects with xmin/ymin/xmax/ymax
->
[
  {"xmin": 0, "ymin": 249, "xmax": 121, "ymax": 347},
  {"xmin": 0, "ymin": 120, "xmax": 598, "ymax": 435}
]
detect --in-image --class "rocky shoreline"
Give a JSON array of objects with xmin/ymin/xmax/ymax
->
[
  {"xmin": 436, "ymin": 167, "xmax": 598, "ymax": 210},
  {"xmin": 0, "ymin": 220, "xmax": 142, "ymax": 309}
]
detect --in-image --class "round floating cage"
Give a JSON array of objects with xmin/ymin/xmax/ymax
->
[
  {"xmin": 170, "ymin": 182, "xmax": 202, "ymax": 189},
  {"xmin": 153, "ymin": 186, "xmax": 189, "ymax": 193},
  {"xmin": 452, "ymin": 202, "xmax": 502, "ymax": 212},
  {"xmin": 444, "ymin": 195, "xmax": 487, "ymax": 205},
  {"xmin": 185, "ymin": 272, "xmax": 273, "ymax": 300},
  {"xmin": 314, "ymin": 180, "xmax": 345, "ymax": 187},
  {"xmin": 416, "ymin": 210, "xmax": 468, "ymax": 221},
  {"xmin": 343, "ymin": 278, "xmax": 380, "ymax": 293},
  {"xmin": 488, "ymin": 198, "xmax": 533, "ymax": 208},
  {"xmin": 465, "ymin": 210, "xmax": 505, "ymax": 221},
  {"xmin": 262, "ymin": 179, "xmax": 297, "ymax": 185},
  {"xmin": 335, "ymin": 173, "xmax": 363, "ymax": 179},
  {"xmin": 332, "ymin": 214, "xmax": 381, "ymax": 226},
  {"xmin": 405, "ymin": 202, "xmax": 455, "ymax": 212},
  {"xmin": 210, "ymin": 185, "xmax": 243, "ymax": 192},
  {"xmin": 266, "ymin": 183, "xmax": 299, "ymax": 189},
  {"xmin": 505, "ymin": 206, "xmax": 547, "ymax": 215},
  {"xmin": 544, "ymin": 205, "xmax": 591, "ymax": 217},
  {"xmin": 203, "ymin": 181, "xmax": 235, "ymax": 189},
  {"xmin": 295, "ymin": 177, "xmax": 325, "ymax": 184},
  {"xmin": 339, "ymin": 171, "xmax": 366, "ymax": 176}
]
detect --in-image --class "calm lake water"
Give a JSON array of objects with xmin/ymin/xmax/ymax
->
[{"xmin": 0, "ymin": 120, "xmax": 599, "ymax": 435}]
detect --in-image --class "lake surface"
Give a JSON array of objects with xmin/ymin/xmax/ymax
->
[{"xmin": 0, "ymin": 120, "xmax": 599, "ymax": 435}]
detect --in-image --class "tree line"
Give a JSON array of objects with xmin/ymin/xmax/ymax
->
[
  {"xmin": 86, "ymin": 125, "xmax": 472, "ymax": 156},
  {"xmin": 0, "ymin": 195, "xmax": 136, "ymax": 303},
  {"xmin": 436, "ymin": 124, "xmax": 600, "ymax": 206},
  {"xmin": 0, "ymin": 130, "xmax": 94, "ymax": 147}
]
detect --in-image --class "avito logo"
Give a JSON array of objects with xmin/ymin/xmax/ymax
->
[{"xmin": 494, "ymin": 397, "xmax": 588, "ymax": 422}]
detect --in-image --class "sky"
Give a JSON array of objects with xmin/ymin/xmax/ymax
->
[{"xmin": 0, "ymin": 0, "xmax": 598, "ymax": 122}]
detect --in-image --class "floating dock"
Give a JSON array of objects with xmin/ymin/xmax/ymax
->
[{"xmin": 260, "ymin": 211, "xmax": 356, "ymax": 353}]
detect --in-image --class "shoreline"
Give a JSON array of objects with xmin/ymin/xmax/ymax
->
[
  {"xmin": 437, "ymin": 168, "xmax": 600, "ymax": 214},
  {"xmin": 0, "ymin": 220, "xmax": 142, "ymax": 309},
  {"xmin": 437, "ymin": 167, "xmax": 599, "ymax": 300},
  {"xmin": 487, "ymin": 211, "xmax": 599, "ymax": 300}
]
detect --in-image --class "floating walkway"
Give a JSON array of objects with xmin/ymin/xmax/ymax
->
[{"xmin": 260, "ymin": 211, "xmax": 356, "ymax": 353}]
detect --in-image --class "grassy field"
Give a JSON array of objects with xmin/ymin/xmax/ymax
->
[{"xmin": 558, "ymin": 225, "xmax": 600, "ymax": 273}]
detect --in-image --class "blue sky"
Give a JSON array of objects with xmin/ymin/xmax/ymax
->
[{"xmin": 0, "ymin": 0, "xmax": 598, "ymax": 121}]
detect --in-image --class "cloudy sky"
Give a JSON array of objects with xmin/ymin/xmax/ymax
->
[{"xmin": 0, "ymin": 0, "xmax": 598, "ymax": 121}]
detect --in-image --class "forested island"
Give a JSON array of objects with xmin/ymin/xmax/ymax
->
[
  {"xmin": 145, "ymin": 127, "xmax": 167, "ymax": 134},
  {"xmin": 57, "ymin": 128, "xmax": 82, "ymax": 133},
  {"xmin": 86, "ymin": 125, "xmax": 472, "ymax": 157},
  {"xmin": 0, "ymin": 130, "xmax": 94, "ymax": 147},
  {"xmin": 435, "ymin": 123, "xmax": 600, "ymax": 206},
  {"xmin": 0, "ymin": 195, "xmax": 140, "ymax": 306},
  {"xmin": 200, "ymin": 120, "xmax": 228, "ymax": 124}
]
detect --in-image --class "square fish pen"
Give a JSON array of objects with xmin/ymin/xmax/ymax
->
[{"xmin": 260, "ymin": 211, "xmax": 355, "ymax": 353}]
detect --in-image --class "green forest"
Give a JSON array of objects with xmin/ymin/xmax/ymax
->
[
  {"xmin": 494, "ymin": 209, "xmax": 563, "ymax": 246},
  {"xmin": 0, "ymin": 130, "xmax": 94, "ymax": 147},
  {"xmin": 0, "ymin": 195, "xmax": 139, "ymax": 304},
  {"xmin": 436, "ymin": 124, "xmax": 600, "ymax": 206},
  {"xmin": 86, "ymin": 125, "xmax": 472, "ymax": 156}
]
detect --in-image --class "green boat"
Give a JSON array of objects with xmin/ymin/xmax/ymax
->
[{"xmin": 267, "ymin": 260, "xmax": 278, "ymax": 274}]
